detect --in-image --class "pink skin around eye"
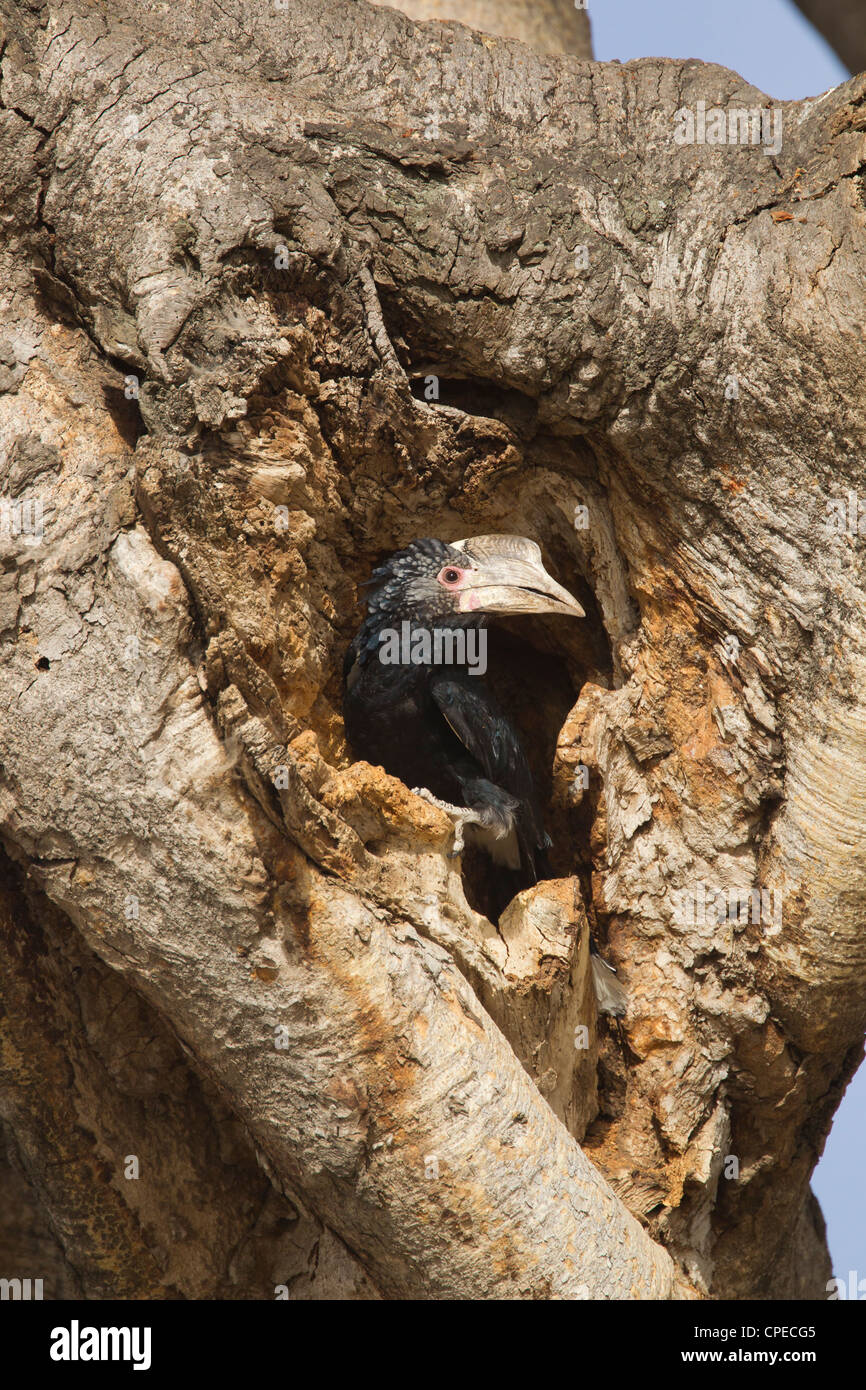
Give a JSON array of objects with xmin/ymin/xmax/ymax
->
[
  {"xmin": 436, "ymin": 565, "xmax": 469, "ymax": 590},
  {"xmin": 438, "ymin": 565, "xmax": 480, "ymax": 611}
]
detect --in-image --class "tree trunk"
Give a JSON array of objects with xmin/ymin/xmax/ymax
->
[
  {"xmin": 1, "ymin": 0, "xmax": 864, "ymax": 1299},
  {"xmin": 793, "ymin": 0, "xmax": 866, "ymax": 77},
  {"xmin": 369, "ymin": 0, "xmax": 592, "ymax": 58}
]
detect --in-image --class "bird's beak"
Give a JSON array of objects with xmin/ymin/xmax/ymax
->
[{"xmin": 450, "ymin": 535, "xmax": 586, "ymax": 618}]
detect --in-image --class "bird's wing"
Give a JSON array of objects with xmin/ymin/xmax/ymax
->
[{"xmin": 430, "ymin": 674, "xmax": 548, "ymax": 860}]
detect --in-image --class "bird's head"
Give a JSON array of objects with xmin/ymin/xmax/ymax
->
[{"xmin": 363, "ymin": 534, "xmax": 586, "ymax": 631}]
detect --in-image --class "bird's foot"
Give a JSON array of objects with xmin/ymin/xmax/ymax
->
[{"xmin": 410, "ymin": 788, "xmax": 482, "ymax": 857}]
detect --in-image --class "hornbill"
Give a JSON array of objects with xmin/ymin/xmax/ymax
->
[{"xmin": 343, "ymin": 534, "xmax": 627, "ymax": 1016}]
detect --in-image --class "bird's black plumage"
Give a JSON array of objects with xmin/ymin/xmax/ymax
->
[
  {"xmin": 344, "ymin": 538, "xmax": 554, "ymax": 888},
  {"xmin": 343, "ymin": 535, "xmax": 627, "ymax": 1016}
]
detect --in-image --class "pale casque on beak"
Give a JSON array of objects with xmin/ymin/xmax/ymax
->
[{"xmin": 450, "ymin": 534, "xmax": 586, "ymax": 618}]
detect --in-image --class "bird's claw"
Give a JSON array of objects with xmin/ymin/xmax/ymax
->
[
  {"xmin": 411, "ymin": 787, "xmax": 479, "ymax": 859},
  {"xmin": 447, "ymin": 824, "xmax": 466, "ymax": 858}
]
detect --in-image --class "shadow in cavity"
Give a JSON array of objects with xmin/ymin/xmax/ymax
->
[{"xmin": 457, "ymin": 616, "xmax": 611, "ymax": 925}]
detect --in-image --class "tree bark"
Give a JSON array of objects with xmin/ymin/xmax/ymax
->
[
  {"xmin": 793, "ymin": 0, "xmax": 866, "ymax": 77},
  {"xmin": 0, "ymin": 0, "xmax": 864, "ymax": 1299},
  {"xmin": 369, "ymin": 0, "xmax": 592, "ymax": 58}
]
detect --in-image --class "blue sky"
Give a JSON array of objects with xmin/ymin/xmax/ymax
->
[
  {"xmin": 813, "ymin": 1061, "xmax": 866, "ymax": 1283},
  {"xmin": 593, "ymin": 0, "xmax": 858, "ymax": 1290},
  {"xmin": 590, "ymin": 0, "xmax": 848, "ymax": 99}
]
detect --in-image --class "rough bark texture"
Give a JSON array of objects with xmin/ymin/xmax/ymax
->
[
  {"xmin": 0, "ymin": 0, "xmax": 864, "ymax": 1299},
  {"xmin": 0, "ymin": 851, "xmax": 380, "ymax": 1299},
  {"xmin": 369, "ymin": 0, "xmax": 592, "ymax": 58}
]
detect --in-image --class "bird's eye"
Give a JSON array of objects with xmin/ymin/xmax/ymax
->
[{"xmin": 437, "ymin": 566, "xmax": 464, "ymax": 588}]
